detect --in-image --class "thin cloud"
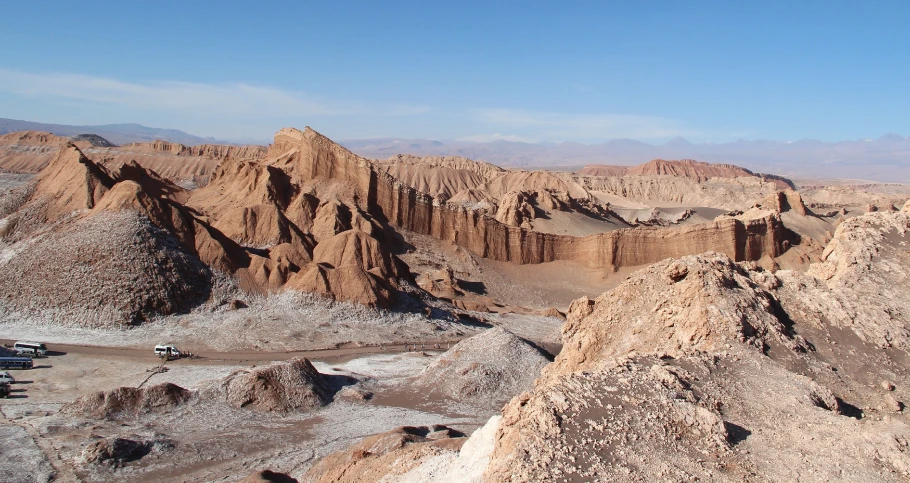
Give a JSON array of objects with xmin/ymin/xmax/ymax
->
[
  {"xmin": 0, "ymin": 69, "xmax": 424, "ymax": 119},
  {"xmin": 473, "ymin": 108, "xmax": 703, "ymax": 140}
]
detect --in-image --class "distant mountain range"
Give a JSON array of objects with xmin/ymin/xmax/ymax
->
[
  {"xmin": 0, "ymin": 118, "xmax": 227, "ymax": 146},
  {"xmin": 342, "ymin": 134, "xmax": 910, "ymax": 182},
  {"xmin": 1, "ymin": 117, "xmax": 907, "ymax": 182}
]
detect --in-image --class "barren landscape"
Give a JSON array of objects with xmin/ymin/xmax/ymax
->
[{"xmin": 0, "ymin": 124, "xmax": 908, "ymax": 483}]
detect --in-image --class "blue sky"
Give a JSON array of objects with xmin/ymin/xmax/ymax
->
[{"xmin": 0, "ymin": 1, "xmax": 907, "ymax": 143}]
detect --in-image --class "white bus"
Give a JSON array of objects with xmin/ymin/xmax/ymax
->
[
  {"xmin": 13, "ymin": 341, "xmax": 47, "ymax": 357},
  {"xmin": 154, "ymin": 345, "xmax": 181, "ymax": 359}
]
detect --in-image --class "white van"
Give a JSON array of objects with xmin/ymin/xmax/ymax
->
[
  {"xmin": 154, "ymin": 345, "xmax": 181, "ymax": 358},
  {"xmin": 13, "ymin": 341, "xmax": 47, "ymax": 357}
]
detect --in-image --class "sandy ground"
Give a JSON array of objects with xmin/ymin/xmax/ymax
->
[
  {"xmin": 0, "ymin": 347, "xmax": 496, "ymax": 482},
  {"xmin": 0, "ymin": 303, "xmax": 561, "ymax": 483},
  {"xmin": 396, "ymin": 228, "xmax": 632, "ymax": 310},
  {"xmin": 0, "ymin": 292, "xmax": 491, "ymax": 352}
]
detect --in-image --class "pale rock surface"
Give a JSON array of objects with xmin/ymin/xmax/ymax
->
[
  {"xmin": 412, "ymin": 328, "xmax": 550, "ymax": 408},
  {"xmin": 301, "ymin": 426, "xmax": 466, "ymax": 483},
  {"xmin": 480, "ymin": 208, "xmax": 910, "ymax": 482}
]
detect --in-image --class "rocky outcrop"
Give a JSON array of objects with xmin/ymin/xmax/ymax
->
[
  {"xmin": 31, "ymin": 143, "xmax": 115, "ymax": 221},
  {"xmin": 93, "ymin": 180, "xmax": 252, "ymax": 275},
  {"xmin": 629, "ymin": 159, "xmax": 796, "ymax": 189},
  {"xmin": 480, "ymin": 208, "xmax": 910, "ymax": 482},
  {"xmin": 581, "ymin": 159, "xmax": 795, "ymax": 190},
  {"xmin": 0, "ymin": 127, "xmax": 804, "ymax": 315},
  {"xmin": 62, "ymin": 383, "xmax": 192, "ymax": 420},
  {"xmin": 755, "ymin": 189, "xmax": 811, "ymax": 215},
  {"xmin": 380, "ymin": 154, "xmax": 506, "ymax": 181},
  {"xmin": 213, "ymin": 358, "xmax": 330, "ymax": 412},
  {"xmin": 116, "ymin": 160, "xmax": 188, "ymax": 202},
  {"xmin": 493, "ymin": 191, "xmax": 536, "ymax": 227}
]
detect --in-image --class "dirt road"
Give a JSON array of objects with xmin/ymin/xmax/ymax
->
[{"xmin": 0, "ymin": 338, "xmax": 459, "ymax": 364}]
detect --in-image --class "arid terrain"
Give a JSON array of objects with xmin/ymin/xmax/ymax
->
[{"xmin": 1, "ymin": 126, "xmax": 908, "ymax": 482}]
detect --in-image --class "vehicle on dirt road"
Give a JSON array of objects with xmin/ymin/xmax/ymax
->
[
  {"xmin": 0, "ymin": 382, "xmax": 9, "ymax": 398},
  {"xmin": 0, "ymin": 371, "xmax": 13, "ymax": 384},
  {"xmin": 13, "ymin": 341, "xmax": 47, "ymax": 357},
  {"xmin": 0, "ymin": 357, "xmax": 33, "ymax": 370},
  {"xmin": 154, "ymin": 344, "xmax": 182, "ymax": 360}
]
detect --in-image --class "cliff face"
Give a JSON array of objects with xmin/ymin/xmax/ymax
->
[
  {"xmin": 375, "ymin": 180, "xmax": 793, "ymax": 269},
  {"xmin": 264, "ymin": 127, "xmax": 795, "ymax": 272}
]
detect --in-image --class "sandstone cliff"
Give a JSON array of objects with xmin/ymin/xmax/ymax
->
[{"xmin": 261, "ymin": 128, "xmax": 795, "ymax": 272}]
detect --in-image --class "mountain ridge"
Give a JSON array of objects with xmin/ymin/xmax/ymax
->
[{"xmin": 0, "ymin": 118, "xmax": 230, "ymax": 146}]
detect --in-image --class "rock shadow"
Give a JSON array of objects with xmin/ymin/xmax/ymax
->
[{"xmin": 723, "ymin": 421, "xmax": 752, "ymax": 446}]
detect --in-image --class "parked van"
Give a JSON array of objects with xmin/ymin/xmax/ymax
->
[
  {"xmin": 0, "ymin": 382, "xmax": 9, "ymax": 398},
  {"xmin": 0, "ymin": 357, "xmax": 33, "ymax": 370},
  {"xmin": 154, "ymin": 345, "xmax": 181, "ymax": 358},
  {"xmin": 13, "ymin": 341, "xmax": 47, "ymax": 357}
]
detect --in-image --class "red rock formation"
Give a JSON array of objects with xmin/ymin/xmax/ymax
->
[{"xmin": 267, "ymin": 127, "xmax": 796, "ymax": 272}]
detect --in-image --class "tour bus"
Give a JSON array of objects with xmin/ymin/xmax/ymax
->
[
  {"xmin": 13, "ymin": 341, "xmax": 47, "ymax": 357},
  {"xmin": 0, "ymin": 357, "xmax": 34, "ymax": 370}
]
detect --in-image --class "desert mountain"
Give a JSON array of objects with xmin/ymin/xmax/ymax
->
[{"xmin": 0, "ymin": 126, "xmax": 834, "ymax": 325}]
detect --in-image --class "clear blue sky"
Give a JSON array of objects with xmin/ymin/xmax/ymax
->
[{"xmin": 0, "ymin": 1, "xmax": 907, "ymax": 143}]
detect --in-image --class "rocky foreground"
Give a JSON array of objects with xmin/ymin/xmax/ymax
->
[{"xmin": 300, "ymin": 201, "xmax": 910, "ymax": 482}]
